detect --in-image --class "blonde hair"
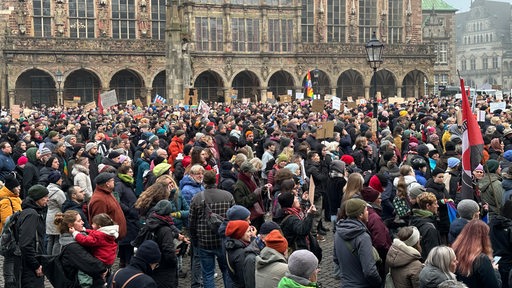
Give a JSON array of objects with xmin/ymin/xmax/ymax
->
[{"xmin": 342, "ymin": 173, "xmax": 364, "ymax": 203}]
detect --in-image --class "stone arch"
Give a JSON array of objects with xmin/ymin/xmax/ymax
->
[
  {"xmin": 109, "ymin": 69, "xmax": 145, "ymax": 104},
  {"xmin": 64, "ymin": 68, "xmax": 101, "ymax": 104},
  {"xmin": 301, "ymin": 69, "xmax": 331, "ymax": 98},
  {"xmin": 336, "ymin": 69, "xmax": 364, "ymax": 100},
  {"xmin": 369, "ymin": 69, "xmax": 397, "ymax": 98},
  {"xmin": 15, "ymin": 68, "xmax": 57, "ymax": 106},
  {"xmin": 193, "ymin": 70, "xmax": 225, "ymax": 102},
  {"xmin": 401, "ymin": 69, "xmax": 428, "ymax": 98},
  {"xmin": 267, "ymin": 70, "xmax": 295, "ymax": 98},
  {"xmin": 152, "ymin": 70, "xmax": 166, "ymax": 100},
  {"xmin": 232, "ymin": 70, "xmax": 261, "ymax": 102}
]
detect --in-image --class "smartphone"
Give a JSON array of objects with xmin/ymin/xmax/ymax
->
[{"xmin": 493, "ymin": 256, "xmax": 502, "ymax": 263}]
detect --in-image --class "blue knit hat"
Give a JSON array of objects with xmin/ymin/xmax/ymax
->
[{"xmin": 226, "ymin": 205, "xmax": 250, "ymax": 221}]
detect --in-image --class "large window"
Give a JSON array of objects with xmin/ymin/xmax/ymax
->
[
  {"xmin": 388, "ymin": 0, "xmax": 402, "ymax": 43},
  {"xmin": 195, "ymin": 17, "xmax": 223, "ymax": 51},
  {"xmin": 269, "ymin": 19, "xmax": 293, "ymax": 52},
  {"xmin": 358, "ymin": 0, "xmax": 377, "ymax": 43},
  {"xmin": 232, "ymin": 18, "xmax": 260, "ymax": 52},
  {"xmin": 112, "ymin": 0, "xmax": 136, "ymax": 39},
  {"xmin": 493, "ymin": 56, "xmax": 499, "ymax": 68},
  {"xmin": 482, "ymin": 57, "xmax": 488, "ymax": 69},
  {"xmin": 327, "ymin": 0, "xmax": 346, "ymax": 42},
  {"xmin": 461, "ymin": 59, "xmax": 467, "ymax": 71},
  {"xmin": 69, "ymin": 0, "xmax": 95, "ymax": 38},
  {"xmin": 151, "ymin": 0, "xmax": 165, "ymax": 39},
  {"xmin": 301, "ymin": 0, "xmax": 314, "ymax": 42},
  {"xmin": 470, "ymin": 58, "xmax": 476, "ymax": 70},
  {"xmin": 33, "ymin": 0, "xmax": 52, "ymax": 37},
  {"xmin": 435, "ymin": 42, "xmax": 447, "ymax": 64}
]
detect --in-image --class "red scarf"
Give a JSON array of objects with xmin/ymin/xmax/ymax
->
[
  {"xmin": 151, "ymin": 212, "xmax": 175, "ymax": 226},
  {"xmin": 238, "ymin": 172, "xmax": 257, "ymax": 192},
  {"xmin": 283, "ymin": 207, "xmax": 303, "ymax": 220}
]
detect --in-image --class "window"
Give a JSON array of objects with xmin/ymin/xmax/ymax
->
[
  {"xmin": 195, "ymin": 17, "xmax": 223, "ymax": 51},
  {"xmin": 33, "ymin": 0, "xmax": 52, "ymax": 37},
  {"xmin": 327, "ymin": 0, "xmax": 346, "ymax": 42},
  {"xmin": 435, "ymin": 42, "xmax": 447, "ymax": 64},
  {"xmin": 232, "ymin": 18, "xmax": 246, "ymax": 52},
  {"xmin": 75, "ymin": 76, "xmax": 95, "ymax": 103},
  {"xmin": 461, "ymin": 59, "xmax": 467, "ymax": 71},
  {"xmin": 493, "ymin": 56, "xmax": 499, "ymax": 68},
  {"xmin": 388, "ymin": 0, "xmax": 403, "ymax": 43},
  {"xmin": 151, "ymin": 0, "xmax": 166, "ymax": 39},
  {"xmin": 482, "ymin": 57, "xmax": 488, "ymax": 69},
  {"xmin": 470, "ymin": 58, "xmax": 476, "ymax": 70},
  {"xmin": 358, "ymin": 0, "xmax": 377, "ymax": 43},
  {"xmin": 111, "ymin": 0, "xmax": 136, "ymax": 39},
  {"xmin": 269, "ymin": 19, "xmax": 293, "ymax": 52},
  {"xmin": 69, "ymin": 0, "xmax": 95, "ymax": 38},
  {"xmin": 301, "ymin": 0, "xmax": 314, "ymax": 42}
]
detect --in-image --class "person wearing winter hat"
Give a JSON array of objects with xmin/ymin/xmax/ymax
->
[
  {"xmin": 341, "ymin": 154, "xmax": 355, "ymax": 166},
  {"xmin": 226, "ymin": 205, "xmax": 251, "ymax": 221},
  {"xmin": 18, "ymin": 184, "xmax": 49, "ymax": 287},
  {"xmin": 89, "ymin": 172, "xmax": 127, "ymax": 240},
  {"xmin": 480, "ymin": 159, "xmax": 504, "ymax": 221},
  {"xmin": 0, "ymin": 174, "xmax": 21, "ymax": 287},
  {"xmin": 110, "ymin": 240, "xmax": 161, "ymax": 288},
  {"xmin": 255, "ymin": 230, "xmax": 289, "ymax": 287},
  {"xmin": 447, "ymin": 157, "xmax": 460, "ymax": 169},
  {"xmin": 444, "ymin": 157, "xmax": 462, "ymax": 201},
  {"xmin": 278, "ymin": 250, "xmax": 319, "ymax": 287},
  {"xmin": 448, "ymin": 199, "xmax": 480, "ymax": 244},
  {"xmin": 335, "ymin": 197, "xmax": 382, "ymax": 287},
  {"xmin": 385, "ymin": 226, "xmax": 423, "ymax": 288},
  {"xmin": 225, "ymin": 220, "xmax": 253, "ymax": 287}
]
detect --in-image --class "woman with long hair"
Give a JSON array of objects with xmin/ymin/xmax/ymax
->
[
  {"xmin": 134, "ymin": 182, "xmax": 171, "ymax": 219},
  {"xmin": 452, "ymin": 220, "xmax": 501, "ymax": 288},
  {"xmin": 393, "ymin": 165, "xmax": 417, "ymax": 219},
  {"xmin": 337, "ymin": 172, "xmax": 364, "ymax": 220},
  {"xmin": 419, "ymin": 246, "xmax": 458, "ymax": 288}
]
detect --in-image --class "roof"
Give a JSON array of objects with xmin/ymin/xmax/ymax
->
[{"xmin": 422, "ymin": 0, "xmax": 458, "ymax": 12}]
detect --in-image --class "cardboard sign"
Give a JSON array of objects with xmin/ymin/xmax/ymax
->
[
  {"xmin": 388, "ymin": 97, "xmax": 405, "ymax": 104},
  {"xmin": 73, "ymin": 96, "xmax": 81, "ymax": 102},
  {"xmin": 279, "ymin": 95, "xmax": 292, "ymax": 103},
  {"xmin": 134, "ymin": 99, "xmax": 143, "ymax": 107},
  {"xmin": 83, "ymin": 102, "xmax": 96, "ymax": 111},
  {"xmin": 126, "ymin": 100, "xmax": 133, "ymax": 106},
  {"xmin": 347, "ymin": 101, "xmax": 357, "ymax": 109},
  {"xmin": 266, "ymin": 91, "xmax": 273, "ymax": 100},
  {"xmin": 312, "ymin": 99, "xmax": 324, "ymax": 112},
  {"xmin": 10, "ymin": 105, "xmax": 20, "ymax": 119},
  {"xmin": 23, "ymin": 108, "xmax": 36, "ymax": 116},
  {"xmin": 324, "ymin": 94, "xmax": 333, "ymax": 101},
  {"xmin": 490, "ymin": 102, "xmax": 506, "ymax": 113},
  {"xmin": 101, "ymin": 90, "xmax": 118, "ymax": 109},
  {"xmin": 347, "ymin": 96, "xmax": 353, "ymax": 102},
  {"xmin": 332, "ymin": 96, "xmax": 341, "ymax": 110},
  {"xmin": 241, "ymin": 98, "xmax": 251, "ymax": 104},
  {"xmin": 184, "ymin": 88, "xmax": 198, "ymax": 106},
  {"xmin": 287, "ymin": 90, "xmax": 293, "ymax": 96},
  {"xmin": 63, "ymin": 100, "xmax": 78, "ymax": 108},
  {"xmin": 316, "ymin": 128, "xmax": 326, "ymax": 139},
  {"xmin": 358, "ymin": 98, "xmax": 367, "ymax": 105}
]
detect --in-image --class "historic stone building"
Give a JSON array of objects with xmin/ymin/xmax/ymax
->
[
  {"xmin": 456, "ymin": 0, "xmax": 512, "ymax": 90},
  {"xmin": 0, "ymin": 0, "xmax": 440, "ymax": 107}
]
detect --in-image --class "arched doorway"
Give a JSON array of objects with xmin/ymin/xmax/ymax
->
[
  {"xmin": 232, "ymin": 70, "xmax": 260, "ymax": 102},
  {"xmin": 152, "ymin": 71, "xmax": 166, "ymax": 100},
  {"xmin": 402, "ymin": 70, "xmax": 427, "ymax": 98},
  {"xmin": 371, "ymin": 69, "xmax": 396, "ymax": 98},
  {"xmin": 15, "ymin": 69, "xmax": 56, "ymax": 106},
  {"xmin": 336, "ymin": 69, "xmax": 364, "ymax": 100},
  {"xmin": 193, "ymin": 70, "xmax": 224, "ymax": 102},
  {"xmin": 109, "ymin": 69, "xmax": 144, "ymax": 103},
  {"xmin": 302, "ymin": 69, "xmax": 330, "ymax": 98},
  {"xmin": 268, "ymin": 70, "xmax": 295, "ymax": 98},
  {"xmin": 64, "ymin": 69, "xmax": 101, "ymax": 104}
]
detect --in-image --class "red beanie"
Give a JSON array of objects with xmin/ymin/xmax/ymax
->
[
  {"xmin": 264, "ymin": 230, "xmax": 288, "ymax": 255},
  {"xmin": 368, "ymin": 175, "xmax": 383, "ymax": 193},
  {"xmin": 17, "ymin": 156, "xmax": 28, "ymax": 166},
  {"xmin": 225, "ymin": 220, "xmax": 249, "ymax": 239},
  {"xmin": 341, "ymin": 155, "xmax": 355, "ymax": 165},
  {"xmin": 361, "ymin": 187, "xmax": 380, "ymax": 203}
]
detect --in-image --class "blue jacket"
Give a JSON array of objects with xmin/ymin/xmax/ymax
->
[
  {"xmin": 0, "ymin": 151, "xmax": 15, "ymax": 182},
  {"xmin": 448, "ymin": 217, "xmax": 469, "ymax": 244},
  {"xmin": 414, "ymin": 170, "xmax": 427, "ymax": 186},
  {"xmin": 169, "ymin": 189, "xmax": 190, "ymax": 230},
  {"xmin": 135, "ymin": 157, "xmax": 150, "ymax": 196},
  {"xmin": 179, "ymin": 175, "xmax": 204, "ymax": 205}
]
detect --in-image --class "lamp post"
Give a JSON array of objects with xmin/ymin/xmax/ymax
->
[
  {"xmin": 55, "ymin": 69, "xmax": 63, "ymax": 106},
  {"xmin": 365, "ymin": 31, "xmax": 384, "ymax": 118},
  {"xmin": 188, "ymin": 87, "xmax": 194, "ymax": 106},
  {"xmin": 313, "ymin": 68, "xmax": 319, "ymax": 99}
]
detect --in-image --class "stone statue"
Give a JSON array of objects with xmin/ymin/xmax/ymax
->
[
  {"xmin": 139, "ymin": 6, "xmax": 149, "ymax": 36},
  {"xmin": 16, "ymin": 2, "xmax": 27, "ymax": 35},
  {"xmin": 182, "ymin": 40, "xmax": 192, "ymax": 88},
  {"xmin": 98, "ymin": 8, "xmax": 108, "ymax": 36},
  {"xmin": 55, "ymin": 3, "xmax": 65, "ymax": 35}
]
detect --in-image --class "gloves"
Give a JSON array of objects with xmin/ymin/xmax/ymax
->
[{"xmin": 171, "ymin": 212, "xmax": 182, "ymax": 219}]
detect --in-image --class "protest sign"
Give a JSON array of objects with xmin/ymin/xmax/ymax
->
[
  {"xmin": 312, "ymin": 99, "xmax": 324, "ymax": 112},
  {"xmin": 295, "ymin": 92, "xmax": 304, "ymax": 100},
  {"xmin": 83, "ymin": 102, "xmax": 96, "ymax": 111},
  {"xmin": 332, "ymin": 96, "xmax": 341, "ymax": 110},
  {"xmin": 63, "ymin": 100, "xmax": 78, "ymax": 108},
  {"xmin": 134, "ymin": 99, "xmax": 143, "ymax": 107},
  {"xmin": 100, "ymin": 90, "xmax": 118, "ymax": 109},
  {"xmin": 10, "ymin": 105, "xmax": 20, "ymax": 119},
  {"xmin": 490, "ymin": 102, "xmax": 506, "ymax": 113}
]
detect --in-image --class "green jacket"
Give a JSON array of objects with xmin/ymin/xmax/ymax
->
[
  {"xmin": 278, "ymin": 275, "xmax": 317, "ymax": 288},
  {"xmin": 233, "ymin": 179, "xmax": 258, "ymax": 209},
  {"xmin": 479, "ymin": 173, "xmax": 504, "ymax": 219}
]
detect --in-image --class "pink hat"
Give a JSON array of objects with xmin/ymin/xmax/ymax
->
[
  {"xmin": 17, "ymin": 156, "xmax": 28, "ymax": 166},
  {"xmin": 475, "ymin": 164, "xmax": 484, "ymax": 172}
]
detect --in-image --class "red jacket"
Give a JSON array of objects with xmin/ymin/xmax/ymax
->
[
  {"xmin": 74, "ymin": 226, "xmax": 119, "ymax": 265},
  {"xmin": 168, "ymin": 136, "xmax": 184, "ymax": 171},
  {"xmin": 88, "ymin": 186, "xmax": 127, "ymax": 240}
]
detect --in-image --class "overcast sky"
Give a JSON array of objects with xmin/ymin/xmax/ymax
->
[{"xmin": 444, "ymin": 0, "xmax": 512, "ymax": 13}]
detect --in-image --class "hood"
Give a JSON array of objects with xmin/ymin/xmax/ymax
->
[
  {"xmin": 393, "ymin": 175, "xmax": 417, "ymax": 187},
  {"xmin": 336, "ymin": 219, "xmax": 368, "ymax": 241},
  {"xmin": 59, "ymin": 233, "xmax": 77, "ymax": 246},
  {"xmin": 21, "ymin": 196, "xmax": 47, "ymax": 212},
  {"xmin": 72, "ymin": 164, "xmax": 89, "ymax": 176},
  {"xmin": 0, "ymin": 186, "xmax": 17, "ymax": 198},
  {"xmin": 62, "ymin": 199, "xmax": 82, "ymax": 212},
  {"xmin": 255, "ymin": 246, "xmax": 287, "ymax": 269},
  {"xmin": 386, "ymin": 238, "xmax": 422, "ymax": 268},
  {"xmin": 490, "ymin": 215, "xmax": 512, "ymax": 230},
  {"xmin": 419, "ymin": 265, "xmax": 452, "ymax": 288},
  {"xmin": 479, "ymin": 173, "xmax": 501, "ymax": 191},
  {"xmin": 98, "ymin": 224, "xmax": 119, "ymax": 239},
  {"xmin": 179, "ymin": 175, "xmax": 202, "ymax": 190},
  {"xmin": 26, "ymin": 147, "xmax": 39, "ymax": 164},
  {"xmin": 224, "ymin": 237, "xmax": 248, "ymax": 250},
  {"xmin": 502, "ymin": 178, "xmax": 512, "ymax": 192},
  {"xmin": 280, "ymin": 274, "xmax": 316, "ymax": 287},
  {"xmin": 220, "ymin": 170, "xmax": 237, "ymax": 180}
]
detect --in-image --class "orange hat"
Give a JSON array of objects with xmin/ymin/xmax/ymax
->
[
  {"xmin": 225, "ymin": 220, "xmax": 250, "ymax": 239},
  {"xmin": 264, "ymin": 230, "xmax": 288, "ymax": 254},
  {"xmin": 245, "ymin": 131, "xmax": 254, "ymax": 137}
]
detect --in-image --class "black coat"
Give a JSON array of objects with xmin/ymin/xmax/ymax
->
[
  {"xmin": 326, "ymin": 175, "xmax": 346, "ymax": 216},
  {"xmin": 219, "ymin": 170, "xmax": 237, "ymax": 193},
  {"xmin": 410, "ymin": 210, "xmax": 441, "ymax": 260},
  {"xmin": 425, "ymin": 179, "xmax": 450, "ymax": 234},
  {"xmin": 62, "ymin": 199, "xmax": 90, "ymax": 229},
  {"xmin": 83, "ymin": 151, "xmax": 100, "ymax": 189},
  {"xmin": 61, "ymin": 240, "xmax": 108, "ymax": 288},
  {"xmin": 21, "ymin": 162, "xmax": 39, "ymax": 199},
  {"xmin": 109, "ymin": 257, "xmax": 157, "ymax": 288},
  {"xmin": 280, "ymin": 213, "xmax": 314, "ymax": 250},
  {"xmin": 114, "ymin": 177, "xmax": 140, "ymax": 245},
  {"xmin": 38, "ymin": 166, "xmax": 57, "ymax": 187},
  {"xmin": 225, "ymin": 237, "xmax": 249, "ymax": 288}
]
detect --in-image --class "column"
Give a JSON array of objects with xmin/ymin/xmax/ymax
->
[
  {"xmin": 261, "ymin": 88, "xmax": 267, "ymax": 103},
  {"xmin": 396, "ymin": 86, "xmax": 402, "ymax": 98},
  {"xmin": 331, "ymin": 87, "xmax": 337, "ymax": 97},
  {"xmin": 8, "ymin": 90, "xmax": 15, "ymax": 106},
  {"xmin": 224, "ymin": 88, "xmax": 232, "ymax": 104},
  {"xmin": 364, "ymin": 86, "xmax": 370, "ymax": 100}
]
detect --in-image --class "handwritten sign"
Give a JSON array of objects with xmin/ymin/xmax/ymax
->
[
  {"xmin": 100, "ymin": 90, "xmax": 118, "ymax": 109},
  {"xmin": 279, "ymin": 95, "xmax": 292, "ymax": 103},
  {"xmin": 332, "ymin": 96, "xmax": 341, "ymax": 110},
  {"xmin": 312, "ymin": 99, "xmax": 324, "ymax": 112},
  {"xmin": 295, "ymin": 92, "xmax": 304, "ymax": 100},
  {"xmin": 10, "ymin": 105, "xmax": 20, "ymax": 119},
  {"xmin": 490, "ymin": 102, "xmax": 506, "ymax": 113},
  {"xmin": 134, "ymin": 99, "xmax": 143, "ymax": 107},
  {"xmin": 63, "ymin": 100, "xmax": 78, "ymax": 108},
  {"xmin": 83, "ymin": 102, "xmax": 96, "ymax": 111}
]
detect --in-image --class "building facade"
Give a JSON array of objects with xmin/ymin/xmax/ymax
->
[
  {"xmin": 455, "ymin": 0, "xmax": 512, "ymax": 90},
  {"xmin": 0, "ymin": 0, "xmax": 438, "ymax": 108}
]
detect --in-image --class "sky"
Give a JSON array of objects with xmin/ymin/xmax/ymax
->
[{"xmin": 444, "ymin": 0, "xmax": 512, "ymax": 12}]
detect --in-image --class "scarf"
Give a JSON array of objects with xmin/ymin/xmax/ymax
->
[
  {"xmin": 152, "ymin": 212, "xmax": 175, "ymax": 226},
  {"xmin": 118, "ymin": 173, "xmax": 134, "ymax": 185},
  {"xmin": 238, "ymin": 172, "xmax": 257, "ymax": 192},
  {"xmin": 283, "ymin": 207, "xmax": 303, "ymax": 220}
]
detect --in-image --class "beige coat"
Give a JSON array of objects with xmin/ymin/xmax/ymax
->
[{"xmin": 386, "ymin": 238, "xmax": 423, "ymax": 288}]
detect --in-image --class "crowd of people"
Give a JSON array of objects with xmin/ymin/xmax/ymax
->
[{"xmin": 0, "ymin": 94, "xmax": 511, "ymax": 288}]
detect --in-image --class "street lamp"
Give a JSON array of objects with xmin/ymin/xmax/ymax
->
[
  {"xmin": 188, "ymin": 87, "xmax": 194, "ymax": 106},
  {"xmin": 55, "ymin": 69, "xmax": 63, "ymax": 106},
  {"xmin": 313, "ymin": 68, "xmax": 319, "ymax": 99},
  {"xmin": 365, "ymin": 31, "xmax": 384, "ymax": 118}
]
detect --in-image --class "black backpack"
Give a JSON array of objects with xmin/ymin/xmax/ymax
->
[
  {"xmin": 40, "ymin": 245, "xmax": 77, "ymax": 288},
  {"xmin": 0, "ymin": 198, "xmax": 21, "ymax": 257}
]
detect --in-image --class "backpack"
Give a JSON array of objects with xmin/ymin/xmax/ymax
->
[
  {"xmin": 0, "ymin": 198, "xmax": 21, "ymax": 257},
  {"xmin": 40, "ymin": 245, "xmax": 77, "ymax": 288},
  {"xmin": 131, "ymin": 225, "xmax": 157, "ymax": 248}
]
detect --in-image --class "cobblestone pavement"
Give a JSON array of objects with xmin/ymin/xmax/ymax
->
[{"xmin": 0, "ymin": 222, "xmax": 339, "ymax": 287}]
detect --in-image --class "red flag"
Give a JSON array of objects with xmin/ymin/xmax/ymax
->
[
  {"xmin": 305, "ymin": 71, "xmax": 313, "ymax": 98},
  {"xmin": 97, "ymin": 90, "xmax": 104, "ymax": 114},
  {"xmin": 460, "ymin": 76, "xmax": 484, "ymax": 200}
]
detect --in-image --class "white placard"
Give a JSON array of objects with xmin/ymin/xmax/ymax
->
[
  {"xmin": 100, "ymin": 90, "xmax": 118, "ymax": 109},
  {"xmin": 490, "ymin": 102, "xmax": 506, "ymax": 113},
  {"xmin": 477, "ymin": 111, "xmax": 486, "ymax": 122},
  {"xmin": 287, "ymin": 90, "xmax": 293, "ymax": 96},
  {"xmin": 332, "ymin": 96, "xmax": 341, "ymax": 110},
  {"xmin": 296, "ymin": 92, "xmax": 304, "ymax": 100},
  {"xmin": 496, "ymin": 90, "xmax": 503, "ymax": 100},
  {"xmin": 324, "ymin": 94, "xmax": 333, "ymax": 101}
]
